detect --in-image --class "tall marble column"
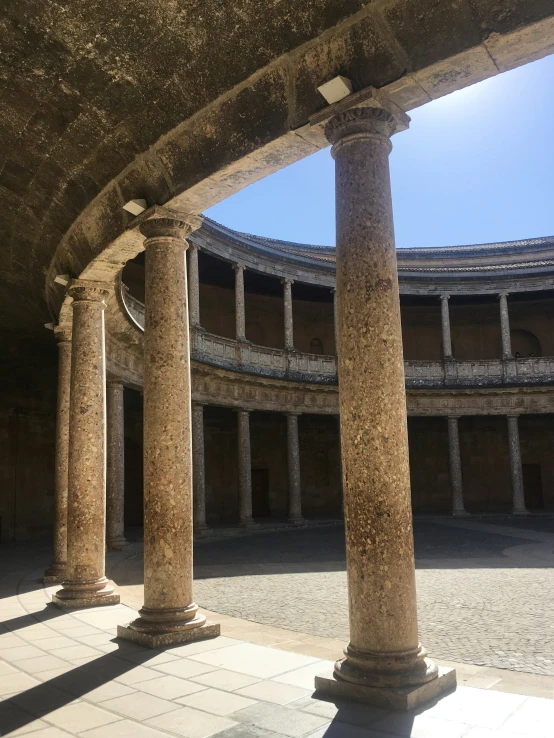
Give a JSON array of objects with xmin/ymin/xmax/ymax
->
[
  {"xmin": 283, "ymin": 278, "xmax": 294, "ymax": 350},
  {"xmin": 287, "ymin": 412, "xmax": 304, "ymax": 524},
  {"xmin": 440, "ymin": 294, "xmax": 453, "ymax": 359},
  {"xmin": 118, "ymin": 212, "xmax": 219, "ymax": 647},
  {"xmin": 44, "ymin": 325, "xmax": 72, "ymax": 584},
  {"xmin": 234, "ymin": 264, "xmax": 246, "ymax": 341},
  {"xmin": 332, "ymin": 287, "xmax": 338, "ymax": 353},
  {"xmin": 315, "ymin": 103, "xmax": 454, "ymax": 708},
  {"xmin": 447, "ymin": 416, "xmax": 468, "ymax": 516},
  {"xmin": 53, "ymin": 281, "xmax": 119, "ymax": 609},
  {"xmin": 499, "ymin": 292, "xmax": 512, "ymax": 359},
  {"xmin": 507, "ymin": 414, "xmax": 527, "ymax": 514},
  {"xmin": 237, "ymin": 409, "xmax": 254, "ymax": 526},
  {"xmin": 188, "ymin": 242, "xmax": 201, "ymax": 328},
  {"xmin": 192, "ymin": 401, "xmax": 208, "ymax": 532},
  {"xmin": 106, "ymin": 379, "xmax": 127, "ymax": 551}
]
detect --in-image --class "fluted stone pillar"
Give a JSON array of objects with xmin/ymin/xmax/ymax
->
[
  {"xmin": 237, "ymin": 409, "xmax": 254, "ymax": 526},
  {"xmin": 499, "ymin": 292, "xmax": 512, "ymax": 359},
  {"xmin": 283, "ymin": 278, "xmax": 294, "ymax": 350},
  {"xmin": 315, "ymin": 103, "xmax": 454, "ymax": 709},
  {"xmin": 106, "ymin": 379, "xmax": 127, "ymax": 551},
  {"xmin": 188, "ymin": 242, "xmax": 201, "ymax": 328},
  {"xmin": 287, "ymin": 413, "xmax": 304, "ymax": 524},
  {"xmin": 447, "ymin": 416, "xmax": 468, "ymax": 517},
  {"xmin": 118, "ymin": 212, "xmax": 219, "ymax": 648},
  {"xmin": 44, "ymin": 325, "xmax": 72, "ymax": 584},
  {"xmin": 192, "ymin": 402, "xmax": 208, "ymax": 532},
  {"xmin": 440, "ymin": 295, "xmax": 453, "ymax": 359},
  {"xmin": 332, "ymin": 288, "xmax": 338, "ymax": 353},
  {"xmin": 53, "ymin": 281, "xmax": 119, "ymax": 609},
  {"xmin": 507, "ymin": 414, "xmax": 527, "ymax": 514},
  {"xmin": 234, "ymin": 264, "xmax": 246, "ymax": 341}
]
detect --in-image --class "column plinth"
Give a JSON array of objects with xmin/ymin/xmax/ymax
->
[
  {"xmin": 286, "ymin": 413, "xmax": 304, "ymax": 524},
  {"xmin": 106, "ymin": 379, "xmax": 127, "ymax": 550},
  {"xmin": 192, "ymin": 402, "xmax": 209, "ymax": 533},
  {"xmin": 314, "ymin": 103, "xmax": 455, "ymax": 709},
  {"xmin": 52, "ymin": 281, "xmax": 119, "ymax": 609},
  {"xmin": 117, "ymin": 214, "xmax": 219, "ymax": 648},
  {"xmin": 44, "ymin": 325, "xmax": 72, "ymax": 584}
]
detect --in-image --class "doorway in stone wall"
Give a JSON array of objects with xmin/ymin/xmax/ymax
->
[
  {"xmin": 523, "ymin": 464, "xmax": 543, "ymax": 509},
  {"xmin": 252, "ymin": 468, "xmax": 271, "ymax": 518}
]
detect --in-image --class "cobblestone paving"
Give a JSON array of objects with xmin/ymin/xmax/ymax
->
[{"xmin": 192, "ymin": 519, "xmax": 554, "ymax": 677}]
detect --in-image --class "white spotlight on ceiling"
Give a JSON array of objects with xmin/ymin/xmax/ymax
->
[
  {"xmin": 123, "ymin": 199, "xmax": 148, "ymax": 216},
  {"xmin": 54, "ymin": 274, "xmax": 70, "ymax": 286},
  {"xmin": 317, "ymin": 76, "xmax": 353, "ymax": 104}
]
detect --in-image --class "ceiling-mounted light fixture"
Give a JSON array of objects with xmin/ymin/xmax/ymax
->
[
  {"xmin": 123, "ymin": 199, "xmax": 148, "ymax": 216},
  {"xmin": 54, "ymin": 274, "xmax": 70, "ymax": 286},
  {"xmin": 317, "ymin": 76, "xmax": 353, "ymax": 105}
]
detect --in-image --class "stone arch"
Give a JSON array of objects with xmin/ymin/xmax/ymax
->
[
  {"xmin": 511, "ymin": 329, "xmax": 541, "ymax": 357},
  {"xmin": 310, "ymin": 337, "xmax": 324, "ymax": 354}
]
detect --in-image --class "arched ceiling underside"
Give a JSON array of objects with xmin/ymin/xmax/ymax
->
[{"xmin": 2, "ymin": 1, "xmax": 554, "ymax": 332}]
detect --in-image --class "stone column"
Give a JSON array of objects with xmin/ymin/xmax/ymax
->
[
  {"xmin": 234, "ymin": 264, "xmax": 246, "ymax": 341},
  {"xmin": 44, "ymin": 325, "xmax": 72, "ymax": 584},
  {"xmin": 237, "ymin": 409, "xmax": 254, "ymax": 526},
  {"xmin": 283, "ymin": 278, "xmax": 294, "ymax": 350},
  {"xmin": 188, "ymin": 242, "xmax": 201, "ymax": 328},
  {"xmin": 507, "ymin": 414, "xmax": 527, "ymax": 514},
  {"xmin": 315, "ymin": 103, "xmax": 454, "ymax": 709},
  {"xmin": 287, "ymin": 413, "xmax": 304, "ymax": 524},
  {"xmin": 447, "ymin": 416, "xmax": 468, "ymax": 517},
  {"xmin": 118, "ymin": 212, "xmax": 219, "ymax": 648},
  {"xmin": 332, "ymin": 287, "xmax": 338, "ymax": 353},
  {"xmin": 52, "ymin": 281, "xmax": 119, "ymax": 609},
  {"xmin": 499, "ymin": 292, "xmax": 512, "ymax": 359},
  {"xmin": 106, "ymin": 379, "xmax": 127, "ymax": 551},
  {"xmin": 192, "ymin": 401, "xmax": 208, "ymax": 532},
  {"xmin": 440, "ymin": 294, "xmax": 453, "ymax": 359}
]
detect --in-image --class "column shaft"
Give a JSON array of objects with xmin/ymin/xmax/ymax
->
[
  {"xmin": 192, "ymin": 402, "xmax": 208, "ymax": 532},
  {"xmin": 188, "ymin": 243, "xmax": 201, "ymax": 327},
  {"xmin": 447, "ymin": 416, "xmax": 468, "ymax": 516},
  {"xmin": 507, "ymin": 415, "xmax": 527, "ymax": 514},
  {"xmin": 287, "ymin": 413, "xmax": 303, "ymax": 523},
  {"xmin": 53, "ymin": 281, "xmax": 119, "ymax": 609},
  {"xmin": 117, "ymin": 214, "xmax": 219, "ymax": 648},
  {"xmin": 44, "ymin": 325, "xmax": 72, "ymax": 583},
  {"xmin": 332, "ymin": 288, "xmax": 338, "ymax": 353},
  {"xmin": 440, "ymin": 295, "xmax": 453, "ymax": 359},
  {"xmin": 235, "ymin": 264, "xmax": 246, "ymax": 341},
  {"xmin": 320, "ymin": 105, "xmax": 440, "ymax": 695},
  {"xmin": 106, "ymin": 379, "xmax": 127, "ymax": 550},
  {"xmin": 237, "ymin": 409, "xmax": 253, "ymax": 526},
  {"xmin": 499, "ymin": 293, "xmax": 512, "ymax": 359},
  {"xmin": 283, "ymin": 279, "xmax": 294, "ymax": 350}
]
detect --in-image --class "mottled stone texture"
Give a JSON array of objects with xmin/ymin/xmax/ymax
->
[
  {"xmin": 188, "ymin": 243, "xmax": 201, "ymax": 327},
  {"xmin": 44, "ymin": 325, "xmax": 72, "ymax": 584},
  {"xmin": 234, "ymin": 264, "xmax": 246, "ymax": 341},
  {"xmin": 287, "ymin": 413, "xmax": 304, "ymax": 523},
  {"xmin": 118, "ymin": 215, "xmax": 218, "ymax": 647},
  {"xmin": 192, "ymin": 402, "xmax": 208, "ymax": 532},
  {"xmin": 499, "ymin": 292, "xmax": 513, "ymax": 359},
  {"xmin": 440, "ymin": 294, "xmax": 453, "ymax": 359},
  {"xmin": 53, "ymin": 281, "xmax": 119, "ymax": 609},
  {"xmin": 332, "ymin": 288, "xmax": 339, "ymax": 353},
  {"xmin": 319, "ymin": 105, "xmax": 449, "ymax": 702},
  {"xmin": 283, "ymin": 279, "xmax": 294, "ymax": 350},
  {"xmin": 237, "ymin": 409, "xmax": 254, "ymax": 526},
  {"xmin": 507, "ymin": 414, "xmax": 527, "ymax": 514},
  {"xmin": 106, "ymin": 379, "xmax": 127, "ymax": 551},
  {"xmin": 447, "ymin": 416, "xmax": 468, "ymax": 516}
]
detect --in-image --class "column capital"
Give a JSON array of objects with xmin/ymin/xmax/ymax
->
[
  {"xmin": 440, "ymin": 293, "xmax": 450, "ymax": 301},
  {"xmin": 237, "ymin": 408, "xmax": 250, "ymax": 416},
  {"xmin": 68, "ymin": 279, "xmax": 111, "ymax": 304},
  {"xmin": 286, "ymin": 411, "xmax": 301, "ymax": 418},
  {"xmin": 138, "ymin": 207, "xmax": 203, "ymax": 242},
  {"xmin": 192, "ymin": 400, "xmax": 204, "ymax": 411},
  {"xmin": 447, "ymin": 414, "xmax": 461, "ymax": 421},
  {"xmin": 324, "ymin": 104, "xmax": 408, "ymax": 157},
  {"xmin": 331, "ymin": 287, "xmax": 336, "ymax": 295},
  {"xmin": 188, "ymin": 241, "xmax": 200, "ymax": 253},
  {"xmin": 498, "ymin": 291, "xmax": 510, "ymax": 300},
  {"xmin": 54, "ymin": 324, "xmax": 72, "ymax": 344},
  {"xmin": 281, "ymin": 277, "xmax": 294, "ymax": 287},
  {"xmin": 106, "ymin": 378, "xmax": 124, "ymax": 389},
  {"xmin": 506, "ymin": 413, "xmax": 520, "ymax": 419},
  {"xmin": 233, "ymin": 263, "xmax": 245, "ymax": 273}
]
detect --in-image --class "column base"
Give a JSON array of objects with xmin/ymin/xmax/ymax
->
[
  {"xmin": 237, "ymin": 518, "xmax": 258, "ymax": 528},
  {"xmin": 452, "ymin": 509, "xmax": 470, "ymax": 517},
  {"xmin": 288, "ymin": 516, "xmax": 306, "ymax": 526},
  {"xmin": 118, "ymin": 614, "xmax": 220, "ymax": 649},
  {"xmin": 512, "ymin": 509, "xmax": 530, "ymax": 516},
  {"xmin": 43, "ymin": 562, "xmax": 66, "ymax": 585},
  {"xmin": 314, "ymin": 667, "xmax": 456, "ymax": 712},
  {"xmin": 194, "ymin": 522, "xmax": 210, "ymax": 534},
  {"xmin": 107, "ymin": 535, "xmax": 128, "ymax": 552},
  {"xmin": 52, "ymin": 578, "xmax": 120, "ymax": 610}
]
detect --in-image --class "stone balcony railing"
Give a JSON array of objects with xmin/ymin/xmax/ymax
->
[{"xmin": 121, "ymin": 286, "xmax": 554, "ymax": 388}]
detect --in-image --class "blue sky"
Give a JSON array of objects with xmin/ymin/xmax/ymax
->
[{"xmin": 206, "ymin": 54, "xmax": 554, "ymax": 249}]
